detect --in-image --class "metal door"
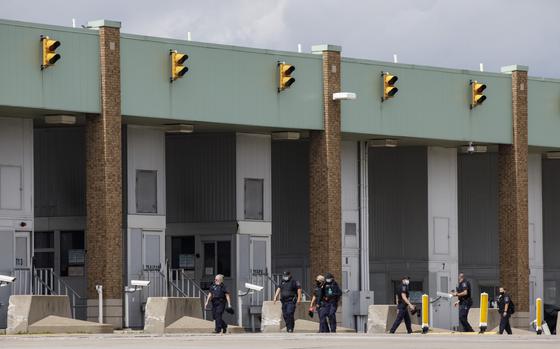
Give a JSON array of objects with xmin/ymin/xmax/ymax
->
[{"xmin": 432, "ymin": 272, "xmax": 452, "ymax": 329}]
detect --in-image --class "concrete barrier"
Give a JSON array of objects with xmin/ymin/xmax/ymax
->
[
  {"xmin": 261, "ymin": 301, "xmax": 317, "ymax": 332},
  {"xmin": 7, "ymin": 295, "xmax": 112, "ymax": 334},
  {"xmin": 144, "ymin": 297, "xmax": 204, "ymax": 334},
  {"xmin": 367, "ymin": 305, "xmax": 422, "ymax": 333},
  {"xmin": 467, "ymin": 308, "xmax": 500, "ymax": 332}
]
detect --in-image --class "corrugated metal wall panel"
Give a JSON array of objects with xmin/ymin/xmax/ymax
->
[
  {"xmin": 165, "ymin": 133, "xmax": 236, "ymax": 223},
  {"xmin": 34, "ymin": 127, "xmax": 86, "ymax": 217},
  {"xmin": 368, "ymin": 147, "xmax": 429, "ymax": 261},
  {"xmin": 457, "ymin": 153, "xmax": 499, "ymax": 268},
  {"xmin": 543, "ymin": 159, "xmax": 560, "ymax": 269},
  {"xmin": 271, "ymin": 141, "xmax": 309, "ymax": 258}
]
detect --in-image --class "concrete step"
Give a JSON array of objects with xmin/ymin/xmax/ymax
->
[
  {"xmin": 28, "ymin": 315, "xmax": 113, "ymax": 334},
  {"xmin": 165, "ymin": 316, "xmax": 244, "ymax": 334}
]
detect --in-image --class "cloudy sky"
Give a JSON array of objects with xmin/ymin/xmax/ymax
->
[{"xmin": 3, "ymin": 0, "xmax": 560, "ymax": 78}]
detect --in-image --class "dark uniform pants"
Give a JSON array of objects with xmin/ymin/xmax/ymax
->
[
  {"xmin": 390, "ymin": 304, "xmax": 412, "ymax": 334},
  {"xmin": 281, "ymin": 301, "xmax": 296, "ymax": 331},
  {"xmin": 212, "ymin": 301, "xmax": 227, "ymax": 332},
  {"xmin": 325, "ymin": 301, "xmax": 337, "ymax": 332},
  {"xmin": 459, "ymin": 302, "xmax": 474, "ymax": 332},
  {"xmin": 318, "ymin": 305, "xmax": 330, "ymax": 333},
  {"xmin": 499, "ymin": 313, "xmax": 512, "ymax": 335}
]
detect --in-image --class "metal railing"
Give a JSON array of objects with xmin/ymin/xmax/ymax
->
[
  {"xmin": 248, "ymin": 271, "xmax": 310, "ymax": 307},
  {"xmin": 169, "ymin": 269, "xmax": 207, "ymax": 298},
  {"xmin": 11, "ymin": 268, "xmax": 85, "ymax": 319},
  {"xmin": 11, "ymin": 268, "xmax": 32, "ymax": 295},
  {"xmin": 33, "ymin": 268, "xmax": 86, "ymax": 319}
]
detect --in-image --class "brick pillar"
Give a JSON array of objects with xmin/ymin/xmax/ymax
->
[
  {"xmin": 85, "ymin": 19, "xmax": 123, "ymax": 327},
  {"xmin": 309, "ymin": 45, "xmax": 342, "ymax": 282},
  {"xmin": 498, "ymin": 65, "xmax": 529, "ymax": 313}
]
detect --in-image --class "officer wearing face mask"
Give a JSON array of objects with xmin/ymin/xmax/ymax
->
[
  {"xmin": 205, "ymin": 274, "xmax": 233, "ymax": 334},
  {"xmin": 322, "ymin": 272, "xmax": 342, "ymax": 333},
  {"xmin": 497, "ymin": 287, "xmax": 514, "ymax": 335},
  {"xmin": 451, "ymin": 272, "xmax": 474, "ymax": 332},
  {"xmin": 389, "ymin": 276, "xmax": 414, "ymax": 334},
  {"xmin": 310, "ymin": 275, "xmax": 328, "ymax": 333},
  {"xmin": 273, "ymin": 271, "xmax": 302, "ymax": 333}
]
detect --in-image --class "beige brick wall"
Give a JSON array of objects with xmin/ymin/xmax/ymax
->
[
  {"xmin": 85, "ymin": 25, "xmax": 123, "ymax": 301},
  {"xmin": 498, "ymin": 69, "xmax": 529, "ymax": 312},
  {"xmin": 309, "ymin": 49, "xmax": 342, "ymax": 282}
]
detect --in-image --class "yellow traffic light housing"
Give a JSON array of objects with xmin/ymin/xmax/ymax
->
[
  {"xmin": 170, "ymin": 50, "xmax": 189, "ymax": 82},
  {"xmin": 470, "ymin": 80, "xmax": 487, "ymax": 108},
  {"xmin": 41, "ymin": 35, "xmax": 61, "ymax": 69},
  {"xmin": 382, "ymin": 72, "xmax": 398, "ymax": 101},
  {"xmin": 278, "ymin": 62, "xmax": 295, "ymax": 92}
]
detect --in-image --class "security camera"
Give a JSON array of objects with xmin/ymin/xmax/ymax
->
[
  {"xmin": 130, "ymin": 280, "xmax": 150, "ymax": 287},
  {"xmin": 466, "ymin": 142, "xmax": 475, "ymax": 154},
  {"xmin": 244, "ymin": 283, "xmax": 264, "ymax": 292},
  {"xmin": 0, "ymin": 275, "xmax": 16, "ymax": 286}
]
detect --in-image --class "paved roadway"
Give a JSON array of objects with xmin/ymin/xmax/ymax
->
[{"xmin": 1, "ymin": 333, "xmax": 560, "ymax": 349}]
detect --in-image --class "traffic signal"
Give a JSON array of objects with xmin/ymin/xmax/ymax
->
[
  {"xmin": 382, "ymin": 72, "xmax": 398, "ymax": 101},
  {"xmin": 41, "ymin": 35, "xmax": 61, "ymax": 69},
  {"xmin": 278, "ymin": 62, "xmax": 295, "ymax": 92},
  {"xmin": 470, "ymin": 80, "xmax": 487, "ymax": 108},
  {"xmin": 170, "ymin": 50, "xmax": 188, "ymax": 82}
]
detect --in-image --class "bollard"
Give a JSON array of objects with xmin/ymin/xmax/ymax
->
[
  {"xmin": 421, "ymin": 294, "xmax": 429, "ymax": 334},
  {"xmin": 536, "ymin": 297, "xmax": 543, "ymax": 335},
  {"xmin": 479, "ymin": 292, "xmax": 488, "ymax": 333}
]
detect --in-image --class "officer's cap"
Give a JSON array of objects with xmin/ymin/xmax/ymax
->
[{"xmin": 283, "ymin": 271, "xmax": 291, "ymax": 277}]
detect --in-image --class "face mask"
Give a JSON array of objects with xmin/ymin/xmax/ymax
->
[
  {"xmin": 403, "ymin": 280, "xmax": 410, "ymax": 286},
  {"xmin": 282, "ymin": 276, "xmax": 290, "ymax": 281},
  {"xmin": 325, "ymin": 279, "xmax": 333, "ymax": 284},
  {"xmin": 499, "ymin": 291, "xmax": 504, "ymax": 295},
  {"xmin": 316, "ymin": 281, "xmax": 322, "ymax": 286}
]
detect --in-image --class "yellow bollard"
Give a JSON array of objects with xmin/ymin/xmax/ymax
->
[
  {"xmin": 479, "ymin": 292, "xmax": 488, "ymax": 333},
  {"xmin": 421, "ymin": 294, "xmax": 429, "ymax": 334},
  {"xmin": 536, "ymin": 297, "xmax": 543, "ymax": 335}
]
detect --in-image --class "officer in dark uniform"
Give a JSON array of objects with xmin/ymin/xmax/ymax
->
[
  {"xmin": 273, "ymin": 271, "xmax": 302, "ymax": 333},
  {"xmin": 451, "ymin": 272, "xmax": 474, "ymax": 332},
  {"xmin": 389, "ymin": 276, "xmax": 414, "ymax": 334},
  {"xmin": 497, "ymin": 287, "xmax": 514, "ymax": 335},
  {"xmin": 322, "ymin": 272, "xmax": 342, "ymax": 333},
  {"xmin": 204, "ymin": 274, "xmax": 232, "ymax": 334},
  {"xmin": 310, "ymin": 275, "xmax": 328, "ymax": 333}
]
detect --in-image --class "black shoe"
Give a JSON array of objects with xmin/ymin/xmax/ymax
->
[
  {"xmin": 222, "ymin": 327, "xmax": 227, "ymax": 334},
  {"xmin": 287, "ymin": 329, "xmax": 293, "ymax": 333},
  {"xmin": 213, "ymin": 330, "xmax": 221, "ymax": 334}
]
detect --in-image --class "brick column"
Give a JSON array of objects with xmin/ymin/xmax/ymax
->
[
  {"xmin": 85, "ymin": 19, "xmax": 123, "ymax": 327},
  {"xmin": 498, "ymin": 65, "xmax": 529, "ymax": 313},
  {"xmin": 309, "ymin": 45, "xmax": 342, "ymax": 282}
]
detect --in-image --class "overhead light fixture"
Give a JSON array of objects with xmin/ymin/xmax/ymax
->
[
  {"xmin": 44, "ymin": 115, "xmax": 76, "ymax": 125},
  {"xmin": 164, "ymin": 124, "xmax": 194, "ymax": 133},
  {"xmin": 545, "ymin": 152, "xmax": 560, "ymax": 160},
  {"xmin": 271, "ymin": 131, "xmax": 300, "ymax": 141},
  {"xmin": 459, "ymin": 142, "xmax": 487, "ymax": 154},
  {"xmin": 332, "ymin": 92, "xmax": 357, "ymax": 101},
  {"xmin": 368, "ymin": 139, "xmax": 399, "ymax": 148}
]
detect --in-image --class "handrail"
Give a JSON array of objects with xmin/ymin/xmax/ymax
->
[{"xmin": 34, "ymin": 268, "xmax": 86, "ymax": 318}]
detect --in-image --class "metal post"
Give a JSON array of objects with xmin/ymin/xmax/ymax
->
[
  {"xmin": 96, "ymin": 285, "xmax": 103, "ymax": 324},
  {"xmin": 421, "ymin": 294, "xmax": 429, "ymax": 334},
  {"xmin": 124, "ymin": 291, "xmax": 130, "ymax": 328},
  {"xmin": 479, "ymin": 292, "xmax": 488, "ymax": 333},
  {"xmin": 536, "ymin": 297, "xmax": 543, "ymax": 335},
  {"xmin": 237, "ymin": 294, "xmax": 243, "ymax": 327}
]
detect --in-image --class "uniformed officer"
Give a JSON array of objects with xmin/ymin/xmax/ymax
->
[
  {"xmin": 497, "ymin": 287, "xmax": 514, "ymax": 335},
  {"xmin": 451, "ymin": 272, "xmax": 474, "ymax": 332},
  {"xmin": 310, "ymin": 275, "xmax": 328, "ymax": 333},
  {"xmin": 204, "ymin": 274, "xmax": 232, "ymax": 334},
  {"xmin": 389, "ymin": 276, "xmax": 414, "ymax": 334},
  {"xmin": 273, "ymin": 271, "xmax": 302, "ymax": 333},
  {"xmin": 322, "ymin": 272, "xmax": 342, "ymax": 333}
]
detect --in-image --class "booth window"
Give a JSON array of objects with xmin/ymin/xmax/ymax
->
[
  {"xmin": 60, "ymin": 231, "xmax": 85, "ymax": 276},
  {"xmin": 136, "ymin": 170, "xmax": 157, "ymax": 213},
  {"xmin": 244, "ymin": 178, "xmax": 263, "ymax": 220},
  {"xmin": 33, "ymin": 231, "xmax": 54, "ymax": 269}
]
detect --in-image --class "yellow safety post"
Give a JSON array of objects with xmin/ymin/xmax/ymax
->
[
  {"xmin": 536, "ymin": 297, "xmax": 543, "ymax": 335},
  {"xmin": 421, "ymin": 294, "xmax": 429, "ymax": 334},
  {"xmin": 479, "ymin": 292, "xmax": 488, "ymax": 333}
]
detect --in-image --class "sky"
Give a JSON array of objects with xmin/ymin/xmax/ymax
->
[{"xmin": 3, "ymin": 0, "xmax": 560, "ymax": 78}]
